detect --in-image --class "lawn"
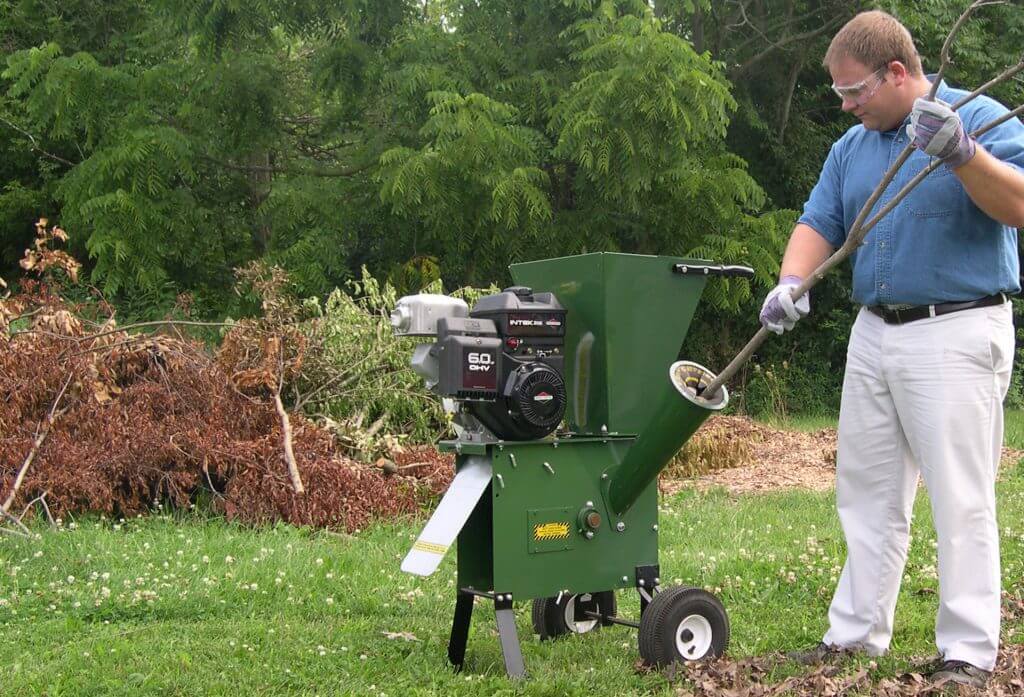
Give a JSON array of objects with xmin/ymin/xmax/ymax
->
[{"xmin": 2, "ymin": 413, "xmax": 1023, "ymax": 696}]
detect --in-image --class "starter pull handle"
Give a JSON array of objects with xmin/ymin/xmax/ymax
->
[{"xmin": 672, "ymin": 263, "xmax": 755, "ymax": 279}]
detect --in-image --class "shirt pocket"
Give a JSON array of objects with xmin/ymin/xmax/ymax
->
[{"xmin": 905, "ymin": 151, "xmax": 964, "ymax": 219}]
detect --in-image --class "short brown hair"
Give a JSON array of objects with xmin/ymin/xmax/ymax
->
[{"xmin": 824, "ymin": 10, "xmax": 923, "ymax": 76}]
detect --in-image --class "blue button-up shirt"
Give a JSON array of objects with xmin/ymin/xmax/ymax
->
[{"xmin": 798, "ymin": 79, "xmax": 1024, "ymax": 306}]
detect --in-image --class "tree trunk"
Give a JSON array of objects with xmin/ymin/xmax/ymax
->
[
  {"xmin": 777, "ymin": 51, "xmax": 805, "ymax": 142},
  {"xmin": 693, "ymin": 2, "xmax": 705, "ymax": 55}
]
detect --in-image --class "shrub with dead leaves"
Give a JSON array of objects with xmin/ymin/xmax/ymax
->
[{"xmin": 0, "ymin": 226, "xmax": 445, "ymax": 532}]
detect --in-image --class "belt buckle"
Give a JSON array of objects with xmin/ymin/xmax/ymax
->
[{"xmin": 890, "ymin": 307, "xmax": 904, "ymax": 324}]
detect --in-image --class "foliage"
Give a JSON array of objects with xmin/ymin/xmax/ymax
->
[
  {"xmin": 297, "ymin": 268, "xmax": 503, "ymax": 455},
  {"xmin": 373, "ymin": 2, "xmax": 787, "ymax": 305},
  {"xmin": 2, "ymin": 1, "xmax": 1023, "ymax": 416},
  {"xmin": 1, "ymin": 0, "xmax": 784, "ymax": 314},
  {"xmin": 295, "ymin": 267, "xmax": 444, "ymax": 454}
]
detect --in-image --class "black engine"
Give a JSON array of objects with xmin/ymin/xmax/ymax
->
[{"xmin": 434, "ymin": 286, "xmax": 567, "ymax": 440}]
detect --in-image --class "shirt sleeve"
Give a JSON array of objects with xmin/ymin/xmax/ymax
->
[
  {"xmin": 967, "ymin": 95, "xmax": 1024, "ymax": 175},
  {"xmin": 797, "ymin": 139, "xmax": 846, "ymax": 248}
]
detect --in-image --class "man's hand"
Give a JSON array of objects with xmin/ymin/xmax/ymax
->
[
  {"xmin": 907, "ymin": 98, "xmax": 976, "ymax": 168},
  {"xmin": 759, "ymin": 275, "xmax": 810, "ymax": 335}
]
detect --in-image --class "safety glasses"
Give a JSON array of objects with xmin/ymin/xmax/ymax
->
[{"xmin": 831, "ymin": 65, "xmax": 889, "ymax": 107}]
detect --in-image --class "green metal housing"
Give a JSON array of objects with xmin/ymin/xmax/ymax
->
[
  {"xmin": 410, "ymin": 253, "xmax": 738, "ymax": 677},
  {"xmin": 510, "ymin": 253, "xmax": 724, "ymax": 516},
  {"xmin": 510, "ymin": 253, "xmax": 705, "ymax": 435},
  {"xmin": 437, "ymin": 253, "xmax": 729, "ymax": 599},
  {"xmin": 448, "ymin": 436, "xmax": 658, "ymax": 600}
]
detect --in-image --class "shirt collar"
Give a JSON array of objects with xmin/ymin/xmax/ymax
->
[
  {"xmin": 895, "ymin": 74, "xmax": 953, "ymax": 131},
  {"xmin": 926, "ymin": 74, "xmax": 954, "ymax": 102}
]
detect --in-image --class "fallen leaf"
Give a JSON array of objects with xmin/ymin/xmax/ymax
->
[{"xmin": 382, "ymin": 631, "xmax": 419, "ymax": 642}]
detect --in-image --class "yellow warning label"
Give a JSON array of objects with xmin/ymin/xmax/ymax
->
[
  {"xmin": 533, "ymin": 522, "xmax": 570, "ymax": 541},
  {"xmin": 412, "ymin": 540, "xmax": 449, "ymax": 555}
]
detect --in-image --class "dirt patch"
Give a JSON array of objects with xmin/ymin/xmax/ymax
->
[{"xmin": 660, "ymin": 415, "xmax": 1024, "ymax": 496}]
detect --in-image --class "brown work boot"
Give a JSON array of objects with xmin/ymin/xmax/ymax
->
[
  {"xmin": 787, "ymin": 641, "xmax": 852, "ymax": 666},
  {"xmin": 928, "ymin": 659, "xmax": 991, "ymax": 689}
]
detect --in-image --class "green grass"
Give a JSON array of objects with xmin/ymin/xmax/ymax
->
[
  {"xmin": 1005, "ymin": 408, "xmax": 1024, "ymax": 450},
  {"xmin": 3, "ymin": 471, "xmax": 1024, "ymax": 696},
  {"xmin": 3, "ymin": 410, "xmax": 1023, "ymax": 695},
  {"xmin": 757, "ymin": 411, "xmax": 838, "ymax": 433}
]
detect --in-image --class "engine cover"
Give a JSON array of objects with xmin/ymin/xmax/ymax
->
[
  {"xmin": 470, "ymin": 363, "xmax": 567, "ymax": 441},
  {"xmin": 398, "ymin": 286, "xmax": 568, "ymax": 441}
]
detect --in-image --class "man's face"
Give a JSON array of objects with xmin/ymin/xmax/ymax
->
[{"xmin": 829, "ymin": 55, "xmax": 901, "ymax": 131}]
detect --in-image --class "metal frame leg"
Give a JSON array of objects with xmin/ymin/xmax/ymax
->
[
  {"xmin": 494, "ymin": 593, "xmax": 526, "ymax": 679},
  {"xmin": 448, "ymin": 589, "xmax": 475, "ymax": 670},
  {"xmin": 636, "ymin": 564, "xmax": 660, "ymax": 616}
]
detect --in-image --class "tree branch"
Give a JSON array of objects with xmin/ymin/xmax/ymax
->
[
  {"xmin": 2, "ymin": 375, "xmax": 72, "ymax": 513},
  {"xmin": 0, "ymin": 116, "xmax": 79, "ymax": 167},
  {"xmin": 201, "ymin": 154, "xmax": 377, "ymax": 178},
  {"xmin": 731, "ymin": 14, "xmax": 846, "ymax": 77},
  {"xmin": 777, "ymin": 50, "xmax": 806, "ymax": 141},
  {"xmin": 275, "ymin": 344, "xmax": 304, "ymax": 495}
]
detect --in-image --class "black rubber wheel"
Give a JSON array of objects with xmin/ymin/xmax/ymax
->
[
  {"xmin": 531, "ymin": 591, "xmax": 617, "ymax": 640},
  {"xmin": 638, "ymin": 586, "xmax": 729, "ymax": 666}
]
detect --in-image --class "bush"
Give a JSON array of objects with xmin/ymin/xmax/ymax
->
[{"xmin": 279, "ymin": 267, "xmax": 498, "ymax": 458}]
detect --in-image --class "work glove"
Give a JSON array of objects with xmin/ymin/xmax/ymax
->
[
  {"xmin": 759, "ymin": 275, "xmax": 810, "ymax": 335},
  {"xmin": 907, "ymin": 97, "xmax": 976, "ymax": 169}
]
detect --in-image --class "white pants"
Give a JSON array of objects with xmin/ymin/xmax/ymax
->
[{"xmin": 822, "ymin": 302, "xmax": 1014, "ymax": 671}]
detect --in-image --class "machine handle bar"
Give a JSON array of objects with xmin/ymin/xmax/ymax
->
[{"xmin": 672, "ymin": 263, "xmax": 755, "ymax": 279}]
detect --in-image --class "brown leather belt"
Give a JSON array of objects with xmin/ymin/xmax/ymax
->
[{"xmin": 865, "ymin": 293, "xmax": 1008, "ymax": 325}]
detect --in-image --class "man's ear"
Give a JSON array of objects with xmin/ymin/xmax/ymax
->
[{"xmin": 888, "ymin": 60, "xmax": 910, "ymax": 86}]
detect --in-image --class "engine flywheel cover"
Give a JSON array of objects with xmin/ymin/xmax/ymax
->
[{"xmin": 510, "ymin": 364, "xmax": 566, "ymax": 430}]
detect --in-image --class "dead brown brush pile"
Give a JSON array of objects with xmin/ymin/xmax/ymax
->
[
  {"xmin": 0, "ymin": 317, "xmax": 436, "ymax": 531},
  {"xmin": 0, "ymin": 256, "xmax": 442, "ymax": 533}
]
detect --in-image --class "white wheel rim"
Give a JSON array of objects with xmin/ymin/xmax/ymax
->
[
  {"xmin": 674, "ymin": 614, "xmax": 713, "ymax": 659},
  {"xmin": 563, "ymin": 595, "xmax": 598, "ymax": 634}
]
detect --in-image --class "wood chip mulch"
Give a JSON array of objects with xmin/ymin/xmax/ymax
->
[{"xmin": 660, "ymin": 415, "xmax": 1024, "ymax": 496}]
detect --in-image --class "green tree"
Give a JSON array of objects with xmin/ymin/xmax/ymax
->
[
  {"xmin": 375, "ymin": 1, "xmax": 789, "ymax": 305},
  {"xmin": 2, "ymin": 0, "xmax": 786, "ymax": 313}
]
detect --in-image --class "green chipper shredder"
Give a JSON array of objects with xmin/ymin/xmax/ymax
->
[{"xmin": 389, "ymin": 252, "xmax": 753, "ymax": 678}]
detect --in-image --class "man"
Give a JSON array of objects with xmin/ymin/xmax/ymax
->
[{"xmin": 759, "ymin": 10, "xmax": 1024, "ymax": 689}]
